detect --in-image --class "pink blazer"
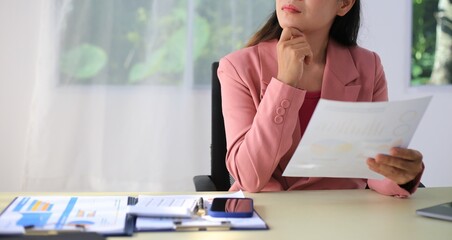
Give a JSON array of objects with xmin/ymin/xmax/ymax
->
[{"xmin": 218, "ymin": 39, "xmax": 422, "ymax": 197}]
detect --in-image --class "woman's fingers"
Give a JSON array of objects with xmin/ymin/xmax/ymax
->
[
  {"xmin": 367, "ymin": 147, "xmax": 423, "ymax": 185},
  {"xmin": 277, "ymin": 27, "xmax": 313, "ymax": 87},
  {"xmin": 280, "ymin": 27, "xmax": 293, "ymax": 41}
]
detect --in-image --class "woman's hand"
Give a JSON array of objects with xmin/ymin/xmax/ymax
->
[
  {"xmin": 367, "ymin": 147, "xmax": 423, "ymax": 185},
  {"xmin": 276, "ymin": 27, "xmax": 313, "ymax": 88}
]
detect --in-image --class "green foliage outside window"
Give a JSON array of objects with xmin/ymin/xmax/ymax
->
[
  {"xmin": 411, "ymin": 0, "xmax": 438, "ymax": 86},
  {"xmin": 58, "ymin": 0, "xmax": 274, "ymax": 86}
]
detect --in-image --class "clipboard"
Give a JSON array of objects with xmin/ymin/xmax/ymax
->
[
  {"xmin": 134, "ymin": 211, "xmax": 269, "ymax": 232},
  {"xmin": 130, "ymin": 192, "xmax": 268, "ymax": 232},
  {"xmin": 0, "ymin": 196, "xmax": 135, "ymax": 237}
]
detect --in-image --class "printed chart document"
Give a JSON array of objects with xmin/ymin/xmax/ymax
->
[
  {"xmin": 0, "ymin": 196, "xmax": 132, "ymax": 236},
  {"xmin": 283, "ymin": 96, "xmax": 432, "ymax": 179}
]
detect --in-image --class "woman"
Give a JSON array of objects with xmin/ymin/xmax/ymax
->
[{"xmin": 217, "ymin": 0, "xmax": 424, "ymax": 197}]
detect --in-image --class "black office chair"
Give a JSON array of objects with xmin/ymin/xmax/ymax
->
[{"xmin": 193, "ymin": 62, "xmax": 232, "ymax": 191}]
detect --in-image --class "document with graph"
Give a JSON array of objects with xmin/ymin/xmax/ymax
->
[
  {"xmin": 0, "ymin": 196, "xmax": 134, "ymax": 236},
  {"xmin": 283, "ymin": 96, "xmax": 432, "ymax": 179}
]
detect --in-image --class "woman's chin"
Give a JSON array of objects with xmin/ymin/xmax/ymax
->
[{"xmin": 280, "ymin": 24, "xmax": 304, "ymax": 36}]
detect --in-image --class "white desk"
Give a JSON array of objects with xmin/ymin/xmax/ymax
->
[{"xmin": 1, "ymin": 187, "xmax": 451, "ymax": 239}]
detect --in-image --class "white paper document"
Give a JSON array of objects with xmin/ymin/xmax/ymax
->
[
  {"xmin": 283, "ymin": 96, "xmax": 432, "ymax": 179},
  {"xmin": 128, "ymin": 195, "xmax": 199, "ymax": 218}
]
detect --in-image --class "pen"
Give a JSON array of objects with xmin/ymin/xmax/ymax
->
[
  {"xmin": 197, "ymin": 197, "xmax": 204, "ymax": 210},
  {"xmin": 196, "ymin": 197, "xmax": 206, "ymax": 216}
]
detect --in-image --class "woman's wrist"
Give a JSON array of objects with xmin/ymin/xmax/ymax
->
[{"xmin": 398, "ymin": 179, "xmax": 418, "ymax": 192}]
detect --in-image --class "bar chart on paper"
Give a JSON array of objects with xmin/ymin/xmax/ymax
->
[{"xmin": 26, "ymin": 199, "xmax": 54, "ymax": 211}]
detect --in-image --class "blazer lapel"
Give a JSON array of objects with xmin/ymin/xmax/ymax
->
[{"xmin": 321, "ymin": 40, "xmax": 361, "ymax": 102}]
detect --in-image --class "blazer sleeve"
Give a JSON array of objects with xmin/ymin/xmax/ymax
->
[
  {"xmin": 218, "ymin": 57, "xmax": 305, "ymax": 192},
  {"xmin": 366, "ymin": 52, "xmax": 424, "ymax": 197}
]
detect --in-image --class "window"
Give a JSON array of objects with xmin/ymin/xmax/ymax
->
[{"xmin": 57, "ymin": 0, "xmax": 275, "ymax": 86}]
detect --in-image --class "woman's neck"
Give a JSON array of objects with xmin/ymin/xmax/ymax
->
[{"xmin": 304, "ymin": 32, "xmax": 329, "ymax": 65}]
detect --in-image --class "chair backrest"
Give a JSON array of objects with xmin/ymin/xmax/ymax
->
[{"xmin": 210, "ymin": 62, "xmax": 231, "ymax": 190}]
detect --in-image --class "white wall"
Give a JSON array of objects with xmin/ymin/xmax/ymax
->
[
  {"xmin": 360, "ymin": 0, "xmax": 452, "ymax": 187},
  {"xmin": 0, "ymin": 0, "xmax": 451, "ymax": 190}
]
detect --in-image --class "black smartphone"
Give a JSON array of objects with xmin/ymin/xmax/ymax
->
[{"xmin": 208, "ymin": 197, "xmax": 254, "ymax": 218}]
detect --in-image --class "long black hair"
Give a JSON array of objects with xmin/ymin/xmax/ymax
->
[{"xmin": 246, "ymin": 0, "xmax": 361, "ymax": 47}]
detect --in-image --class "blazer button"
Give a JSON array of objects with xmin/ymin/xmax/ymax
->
[
  {"xmin": 276, "ymin": 107, "xmax": 286, "ymax": 115},
  {"xmin": 274, "ymin": 115, "xmax": 284, "ymax": 124},
  {"xmin": 281, "ymin": 99, "xmax": 290, "ymax": 109}
]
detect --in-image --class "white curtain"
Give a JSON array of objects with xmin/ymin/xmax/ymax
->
[{"xmin": 0, "ymin": 0, "xmax": 274, "ymax": 191}]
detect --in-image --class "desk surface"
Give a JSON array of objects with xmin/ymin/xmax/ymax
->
[{"xmin": 1, "ymin": 187, "xmax": 451, "ymax": 240}]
